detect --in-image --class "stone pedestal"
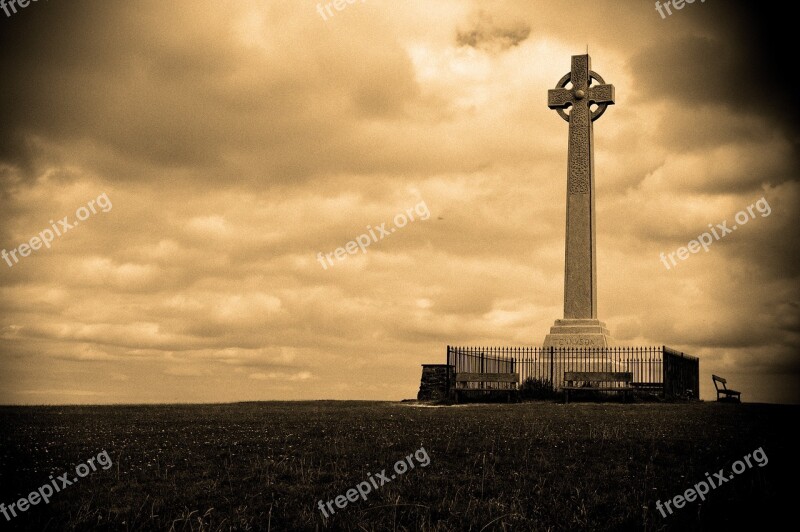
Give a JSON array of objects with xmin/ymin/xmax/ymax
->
[
  {"xmin": 417, "ymin": 364, "xmax": 454, "ymax": 401},
  {"xmin": 542, "ymin": 318, "xmax": 613, "ymax": 348}
]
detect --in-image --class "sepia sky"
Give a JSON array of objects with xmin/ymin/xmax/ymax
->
[{"xmin": 1, "ymin": 0, "xmax": 798, "ymax": 404}]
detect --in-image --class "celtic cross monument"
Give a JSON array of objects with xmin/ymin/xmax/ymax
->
[{"xmin": 543, "ymin": 54, "xmax": 615, "ymax": 348}]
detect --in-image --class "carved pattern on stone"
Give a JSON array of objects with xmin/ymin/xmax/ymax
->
[
  {"xmin": 569, "ymin": 107, "xmax": 590, "ymax": 194},
  {"xmin": 588, "ymin": 84, "xmax": 613, "ymax": 103}
]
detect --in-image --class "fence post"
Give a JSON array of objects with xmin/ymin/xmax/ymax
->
[
  {"xmin": 446, "ymin": 345, "xmax": 451, "ymax": 397},
  {"xmin": 480, "ymin": 350, "xmax": 484, "ymax": 390},
  {"xmin": 695, "ymin": 358, "xmax": 700, "ymax": 399},
  {"xmin": 511, "ymin": 356, "xmax": 515, "ymax": 392},
  {"xmin": 549, "ymin": 346, "xmax": 555, "ymax": 391}
]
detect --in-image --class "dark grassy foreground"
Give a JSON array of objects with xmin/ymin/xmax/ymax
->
[{"xmin": 0, "ymin": 401, "xmax": 796, "ymax": 531}]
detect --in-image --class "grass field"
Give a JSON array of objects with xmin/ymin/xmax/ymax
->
[{"xmin": 0, "ymin": 401, "xmax": 796, "ymax": 531}]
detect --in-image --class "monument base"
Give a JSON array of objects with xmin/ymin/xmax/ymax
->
[{"xmin": 542, "ymin": 319, "xmax": 614, "ymax": 348}]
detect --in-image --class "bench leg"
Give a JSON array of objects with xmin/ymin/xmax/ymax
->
[{"xmin": 564, "ymin": 390, "xmax": 569, "ymax": 404}]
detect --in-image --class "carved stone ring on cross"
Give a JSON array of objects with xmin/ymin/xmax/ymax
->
[{"xmin": 553, "ymin": 71, "xmax": 611, "ymax": 122}]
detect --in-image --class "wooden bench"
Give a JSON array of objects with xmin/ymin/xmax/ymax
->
[
  {"xmin": 712, "ymin": 375, "xmax": 741, "ymax": 402},
  {"xmin": 563, "ymin": 371, "xmax": 633, "ymax": 403},
  {"xmin": 454, "ymin": 372, "xmax": 519, "ymax": 403}
]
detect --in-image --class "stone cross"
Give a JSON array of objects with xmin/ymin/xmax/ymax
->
[{"xmin": 543, "ymin": 55, "xmax": 615, "ymax": 348}]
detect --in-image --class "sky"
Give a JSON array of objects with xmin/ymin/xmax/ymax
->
[{"xmin": 0, "ymin": 0, "xmax": 798, "ymax": 404}]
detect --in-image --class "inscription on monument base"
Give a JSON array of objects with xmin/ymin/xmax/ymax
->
[
  {"xmin": 544, "ymin": 335, "xmax": 609, "ymax": 348},
  {"xmin": 553, "ymin": 336, "xmax": 603, "ymax": 347},
  {"xmin": 542, "ymin": 318, "xmax": 613, "ymax": 348}
]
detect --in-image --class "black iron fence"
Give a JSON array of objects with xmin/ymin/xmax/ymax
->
[
  {"xmin": 446, "ymin": 345, "xmax": 699, "ymax": 397},
  {"xmin": 663, "ymin": 346, "xmax": 700, "ymax": 399}
]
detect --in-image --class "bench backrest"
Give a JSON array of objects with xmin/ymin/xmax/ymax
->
[
  {"xmin": 712, "ymin": 374, "xmax": 727, "ymax": 391},
  {"xmin": 455, "ymin": 372, "xmax": 519, "ymax": 383},
  {"xmin": 564, "ymin": 371, "xmax": 632, "ymax": 383}
]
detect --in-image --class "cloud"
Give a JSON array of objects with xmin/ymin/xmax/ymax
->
[
  {"xmin": 456, "ymin": 10, "xmax": 531, "ymax": 53},
  {"xmin": 249, "ymin": 371, "xmax": 313, "ymax": 381},
  {"xmin": 18, "ymin": 389, "xmax": 106, "ymax": 397}
]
